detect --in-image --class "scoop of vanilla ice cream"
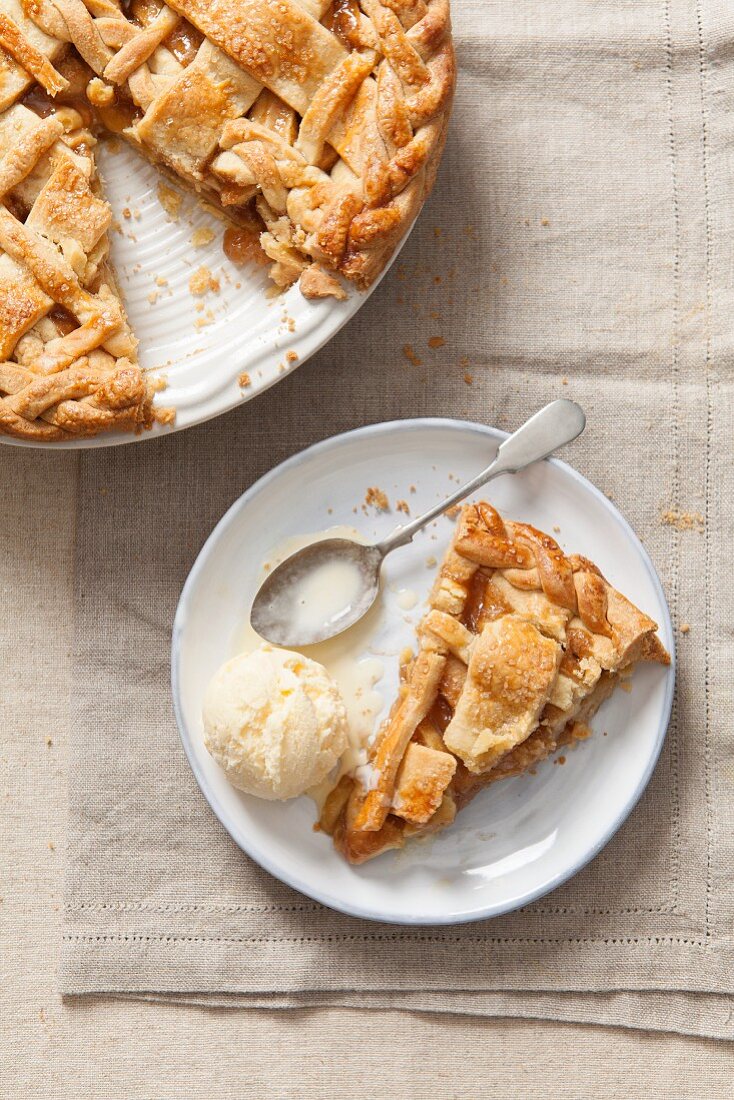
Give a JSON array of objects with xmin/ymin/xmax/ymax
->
[{"xmin": 202, "ymin": 644, "xmax": 348, "ymax": 800}]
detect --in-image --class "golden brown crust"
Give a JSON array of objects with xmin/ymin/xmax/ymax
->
[
  {"xmin": 5, "ymin": 0, "xmax": 454, "ymax": 297},
  {"xmin": 2, "ymin": 0, "xmax": 452, "ymax": 438},
  {"xmin": 320, "ymin": 502, "xmax": 670, "ymax": 863},
  {"xmin": 0, "ymin": 97, "xmax": 159, "ymax": 441},
  {"xmin": 299, "ymin": 262, "xmax": 348, "ymax": 300}
]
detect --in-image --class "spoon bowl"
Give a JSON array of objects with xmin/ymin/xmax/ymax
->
[{"xmin": 250, "ymin": 538, "xmax": 384, "ymax": 646}]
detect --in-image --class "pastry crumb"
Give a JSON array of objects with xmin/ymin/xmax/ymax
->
[
  {"xmin": 157, "ymin": 183, "xmax": 183, "ymax": 220},
  {"xmin": 541, "ymin": 217, "xmax": 550, "ymax": 227},
  {"xmin": 238, "ymin": 372, "xmax": 251, "ymax": 388},
  {"xmin": 660, "ymin": 508, "xmax": 704, "ymax": 533},
  {"xmin": 428, "ymin": 335, "xmax": 445, "ymax": 349},
  {"xmin": 552, "ymin": 525, "xmax": 561, "ymax": 533},
  {"xmin": 425, "ymin": 555, "xmax": 437, "ymax": 568},
  {"xmin": 402, "ymin": 344, "xmax": 422, "ymax": 367},
  {"xmin": 45, "ymin": 737, "xmax": 52, "ymax": 747},
  {"xmin": 122, "ymin": 207, "xmax": 131, "ymax": 219},
  {"xmin": 561, "ymin": 377, "xmax": 569, "ymax": 386},
  {"xmin": 680, "ymin": 622, "xmax": 691, "ymax": 634},
  {"xmin": 463, "ymin": 372, "xmax": 473, "ymax": 385},
  {"xmin": 444, "ymin": 504, "xmax": 461, "ymax": 519},
  {"xmin": 192, "ymin": 226, "xmax": 216, "ymax": 248},
  {"xmin": 87, "ymin": 76, "xmax": 114, "ymax": 107},
  {"xmin": 189, "ymin": 266, "xmax": 220, "ymax": 297},
  {"xmin": 147, "ymin": 291, "xmax": 158, "ymax": 305},
  {"xmin": 299, "ymin": 263, "xmax": 347, "ymax": 300},
  {"xmin": 365, "ymin": 487, "xmax": 389, "ymax": 511},
  {"xmin": 396, "ymin": 499, "xmax": 410, "ymax": 515},
  {"xmin": 285, "ymin": 350, "xmax": 298, "ymax": 364},
  {"xmin": 156, "ymin": 276, "xmax": 168, "ymax": 287}
]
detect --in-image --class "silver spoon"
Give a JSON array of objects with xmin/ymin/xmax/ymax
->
[{"xmin": 251, "ymin": 399, "xmax": 586, "ymax": 647}]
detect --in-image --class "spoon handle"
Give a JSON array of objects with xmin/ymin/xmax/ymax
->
[{"xmin": 375, "ymin": 399, "xmax": 586, "ymax": 555}]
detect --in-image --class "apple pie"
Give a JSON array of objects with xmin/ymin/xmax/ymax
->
[
  {"xmin": 0, "ymin": 0, "xmax": 454, "ymax": 440},
  {"xmin": 319, "ymin": 502, "xmax": 671, "ymax": 863}
]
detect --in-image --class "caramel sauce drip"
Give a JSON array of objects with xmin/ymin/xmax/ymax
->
[{"xmin": 223, "ymin": 224, "xmax": 268, "ymax": 266}]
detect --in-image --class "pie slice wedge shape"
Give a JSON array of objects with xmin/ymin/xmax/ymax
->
[{"xmin": 319, "ymin": 502, "xmax": 671, "ymax": 864}]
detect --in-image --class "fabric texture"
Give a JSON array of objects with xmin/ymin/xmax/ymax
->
[{"xmin": 60, "ymin": 0, "xmax": 734, "ymax": 1038}]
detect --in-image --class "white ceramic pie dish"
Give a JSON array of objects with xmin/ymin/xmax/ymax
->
[
  {"xmin": 171, "ymin": 418, "xmax": 675, "ymax": 924},
  {"xmin": 0, "ymin": 142, "xmax": 399, "ymax": 451}
]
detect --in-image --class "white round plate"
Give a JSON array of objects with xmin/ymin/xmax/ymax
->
[
  {"xmin": 2, "ymin": 143, "xmax": 394, "ymax": 450},
  {"xmin": 172, "ymin": 419, "xmax": 675, "ymax": 924}
]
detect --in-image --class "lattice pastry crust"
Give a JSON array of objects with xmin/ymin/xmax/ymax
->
[
  {"xmin": 2, "ymin": 0, "xmax": 455, "ymax": 290},
  {"xmin": 0, "ymin": 0, "xmax": 454, "ymax": 438},
  {"xmin": 319, "ymin": 502, "xmax": 671, "ymax": 864},
  {"xmin": 0, "ymin": 96, "xmax": 159, "ymax": 439}
]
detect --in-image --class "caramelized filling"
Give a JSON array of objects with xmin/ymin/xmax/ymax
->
[
  {"xmin": 223, "ymin": 224, "xmax": 268, "ymax": 266},
  {"xmin": 461, "ymin": 571, "xmax": 512, "ymax": 632},
  {"xmin": 566, "ymin": 626, "xmax": 594, "ymax": 659},
  {"xmin": 166, "ymin": 22, "xmax": 204, "ymax": 66},
  {"xmin": 21, "ymin": 54, "xmax": 95, "ymax": 129},
  {"xmin": 428, "ymin": 694, "xmax": 454, "ymax": 734},
  {"xmin": 48, "ymin": 306, "xmax": 78, "ymax": 335},
  {"xmin": 329, "ymin": 0, "xmax": 361, "ymax": 49},
  {"xmin": 129, "ymin": 0, "xmax": 164, "ymax": 25},
  {"xmin": 96, "ymin": 99, "xmax": 138, "ymax": 135},
  {"xmin": 317, "ymin": 143, "xmax": 339, "ymax": 172}
]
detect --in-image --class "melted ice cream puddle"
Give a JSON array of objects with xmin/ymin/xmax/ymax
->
[{"xmin": 286, "ymin": 556, "xmax": 365, "ymax": 639}]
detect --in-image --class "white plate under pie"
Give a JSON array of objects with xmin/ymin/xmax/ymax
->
[
  {"xmin": 171, "ymin": 419, "xmax": 675, "ymax": 925},
  {"xmin": 0, "ymin": 143, "xmax": 395, "ymax": 451}
]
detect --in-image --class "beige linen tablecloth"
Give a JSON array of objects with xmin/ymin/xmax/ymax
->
[
  {"xmin": 51, "ymin": 0, "xmax": 734, "ymax": 1038},
  {"xmin": 8, "ymin": 464, "xmax": 734, "ymax": 1096}
]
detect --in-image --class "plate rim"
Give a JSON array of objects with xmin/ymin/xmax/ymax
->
[{"xmin": 171, "ymin": 416, "xmax": 676, "ymax": 925}]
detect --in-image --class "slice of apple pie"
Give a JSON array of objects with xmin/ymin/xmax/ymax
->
[{"xmin": 319, "ymin": 501, "xmax": 671, "ymax": 864}]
